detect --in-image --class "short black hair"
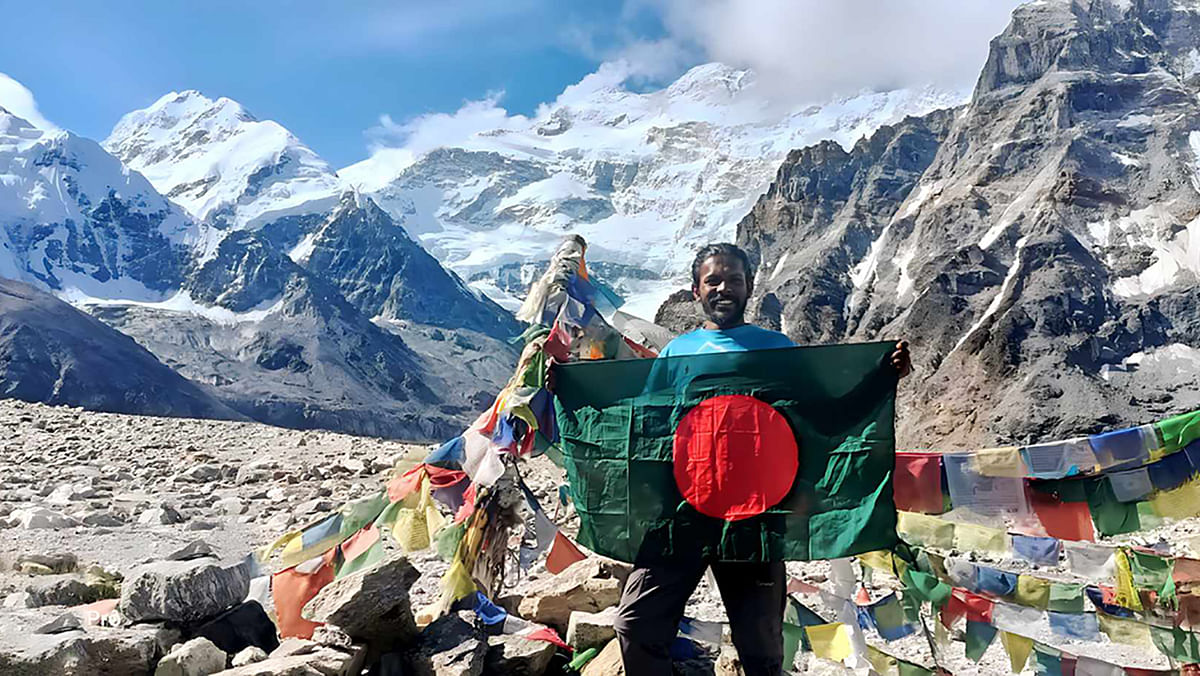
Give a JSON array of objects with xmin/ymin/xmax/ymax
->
[{"xmin": 691, "ymin": 243, "xmax": 754, "ymax": 288}]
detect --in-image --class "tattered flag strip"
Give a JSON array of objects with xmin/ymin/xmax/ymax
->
[
  {"xmin": 459, "ymin": 591, "xmax": 567, "ymax": 648},
  {"xmin": 1012, "ymin": 534, "xmax": 1060, "ymax": 566}
]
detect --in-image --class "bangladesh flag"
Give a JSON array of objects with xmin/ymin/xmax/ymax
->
[{"xmin": 552, "ymin": 341, "xmax": 899, "ymax": 564}]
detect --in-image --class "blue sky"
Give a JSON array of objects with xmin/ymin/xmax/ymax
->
[{"xmin": 0, "ymin": 1, "xmax": 1020, "ymax": 169}]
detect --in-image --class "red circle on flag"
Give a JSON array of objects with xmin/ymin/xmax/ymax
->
[{"xmin": 672, "ymin": 394, "xmax": 799, "ymax": 521}]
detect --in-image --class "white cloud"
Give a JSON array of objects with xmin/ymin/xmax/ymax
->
[
  {"xmin": 366, "ymin": 93, "xmax": 529, "ymax": 157},
  {"xmin": 648, "ymin": 0, "xmax": 1021, "ymax": 104},
  {"xmin": 0, "ymin": 73, "xmax": 57, "ymax": 131}
]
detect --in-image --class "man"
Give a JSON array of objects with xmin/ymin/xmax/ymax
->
[{"xmin": 613, "ymin": 242, "xmax": 911, "ymax": 675}]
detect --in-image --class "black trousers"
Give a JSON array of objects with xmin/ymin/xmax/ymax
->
[{"xmin": 613, "ymin": 561, "xmax": 786, "ymax": 676}]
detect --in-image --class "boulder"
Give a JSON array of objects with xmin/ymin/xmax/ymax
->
[
  {"xmin": 230, "ymin": 647, "xmax": 266, "ymax": 667},
  {"xmin": 138, "ymin": 505, "xmax": 185, "ymax": 525},
  {"xmin": 408, "ymin": 612, "xmax": 486, "ymax": 676},
  {"xmin": 154, "ymin": 637, "xmax": 227, "ymax": 676},
  {"xmin": 176, "ymin": 464, "xmax": 221, "ymax": 483},
  {"xmin": 0, "ymin": 607, "xmax": 177, "ymax": 676},
  {"xmin": 515, "ymin": 560, "xmax": 623, "ymax": 631},
  {"xmin": 25, "ymin": 575, "xmax": 115, "ymax": 607},
  {"xmin": 580, "ymin": 638, "xmax": 623, "ymax": 676},
  {"xmin": 302, "ymin": 554, "xmax": 419, "ymax": 648},
  {"xmin": 16, "ymin": 552, "xmax": 77, "ymax": 574},
  {"xmin": 119, "ymin": 557, "xmax": 252, "ymax": 624},
  {"xmin": 81, "ymin": 510, "xmax": 126, "ymax": 527},
  {"xmin": 10, "ymin": 507, "xmax": 79, "ymax": 529},
  {"xmin": 187, "ymin": 601, "xmax": 279, "ymax": 656},
  {"xmin": 210, "ymin": 645, "xmax": 361, "ymax": 675},
  {"xmin": 566, "ymin": 607, "xmax": 617, "ymax": 652},
  {"xmin": 484, "ymin": 634, "xmax": 556, "ymax": 675}
]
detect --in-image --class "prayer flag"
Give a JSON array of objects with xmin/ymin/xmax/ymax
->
[
  {"xmin": 867, "ymin": 645, "xmax": 898, "ymax": 675},
  {"xmin": 944, "ymin": 453, "xmax": 1028, "ymax": 516},
  {"xmin": 1030, "ymin": 484, "xmax": 1095, "ymax": 541},
  {"xmin": 954, "ymin": 523, "xmax": 1008, "ymax": 555},
  {"xmin": 1085, "ymin": 478, "xmax": 1140, "ymax": 536},
  {"xmin": 805, "ymin": 622, "xmax": 851, "ymax": 662},
  {"xmin": 867, "ymin": 593, "xmax": 914, "ymax": 641},
  {"xmin": 1089, "ymin": 426, "xmax": 1154, "ymax": 470},
  {"xmin": 1097, "ymin": 612, "xmax": 1152, "ymax": 647},
  {"xmin": 1064, "ymin": 541, "xmax": 1114, "ymax": 580},
  {"xmin": 335, "ymin": 524, "xmax": 383, "ymax": 579},
  {"xmin": 1047, "ymin": 611, "xmax": 1100, "ymax": 640},
  {"xmin": 945, "ymin": 557, "xmax": 976, "ymax": 590},
  {"xmin": 965, "ymin": 620, "xmax": 997, "ymax": 661},
  {"xmin": 897, "ymin": 512, "xmax": 955, "ymax": 549},
  {"xmin": 553, "ymin": 342, "xmax": 898, "ymax": 563},
  {"xmin": 1033, "ymin": 643, "xmax": 1063, "ymax": 676},
  {"xmin": 1013, "ymin": 534, "xmax": 1061, "ymax": 566},
  {"xmin": 1149, "ymin": 450, "xmax": 1193, "ymax": 491},
  {"xmin": 545, "ymin": 531, "xmax": 587, "ymax": 574},
  {"xmin": 1001, "ymin": 631, "xmax": 1033, "ymax": 673},
  {"xmin": 1114, "ymin": 550, "xmax": 1145, "ymax": 611},
  {"xmin": 1087, "ymin": 586, "xmax": 1133, "ymax": 618},
  {"xmin": 894, "ymin": 453, "xmax": 945, "ymax": 514},
  {"xmin": 1022, "ymin": 438, "xmax": 1095, "ymax": 478},
  {"xmin": 1076, "ymin": 656, "xmax": 1123, "ymax": 676},
  {"xmin": 1158, "ymin": 410, "xmax": 1200, "ymax": 454},
  {"xmin": 1107, "ymin": 468, "xmax": 1153, "ymax": 502},
  {"xmin": 1048, "ymin": 583, "xmax": 1085, "ymax": 613},
  {"xmin": 903, "ymin": 569, "xmax": 951, "ymax": 606},
  {"xmin": 976, "ymin": 566, "xmax": 1018, "ymax": 597},
  {"xmin": 1151, "ymin": 479, "xmax": 1200, "ymax": 520},
  {"xmin": 992, "ymin": 602, "xmax": 1045, "ymax": 634},
  {"xmin": 272, "ymin": 550, "xmax": 336, "ymax": 639},
  {"xmin": 1150, "ymin": 624, "xmax": 1200, "ymax": 664},
  {"xmin": 1016, "ymin": 575, "xmax": 1051, "ymax": 609},
  {"xmin": 973, "ymin": 447, "xmax": 1025, "ymax": 477}
]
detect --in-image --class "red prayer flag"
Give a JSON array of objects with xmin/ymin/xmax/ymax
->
[
  {"xmin": 894, "ymin": 453, "xmax": 944, "ymax": 514},
  {"xmin": 388, "ymin": 465, "xmax": 426, "ymax": 503},
  {"xmin": 546, "ymin": 531, "xmax": 587, "ymax": 574},
  {"xmin": 340, "ymin": 524, "xmax": 380, "ymax": 564},
  {"xmin": 273, "ymin": 549, "xmax": 337, "ymax": 639},
  {"xmin": 1028, "ymin": 488, "xmax": 1095, "ymax": 541},
  {"xmin": 1175, "ymin": 558, "xmax": 1200, "ymax": 585}
]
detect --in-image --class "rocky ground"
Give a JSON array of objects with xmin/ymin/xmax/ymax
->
[{"xmin": 0, "ymin": 397, "xmax": 1189, "ymax": 675}]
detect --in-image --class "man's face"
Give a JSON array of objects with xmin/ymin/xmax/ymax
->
[{"xmin": 693, "ymin": 254, "xmax": 751, "ymax": 329}]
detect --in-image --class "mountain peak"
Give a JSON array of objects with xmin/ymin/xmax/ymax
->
[{"xmin": 104, "ymin": 90, "xmax": 342, "ymax": 231}]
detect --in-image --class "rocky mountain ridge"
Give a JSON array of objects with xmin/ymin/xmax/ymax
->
[{"xmin": 675, "ymin": 0, "xmax": 1200, "ymax": 448}]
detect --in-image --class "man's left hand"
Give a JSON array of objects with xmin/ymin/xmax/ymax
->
[{"xmin": 891, "ymin": 340, "xmax": 912, "ymax": 378}]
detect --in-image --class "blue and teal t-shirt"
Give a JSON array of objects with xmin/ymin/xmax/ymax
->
[{"xmin": 659, "ymin": 324, "xmax": 795, "ymax": 357}]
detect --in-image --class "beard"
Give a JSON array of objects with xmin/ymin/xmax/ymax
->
[{"xmin": 701, "ymin": 293, "xmax": 746, "ymax": 328}]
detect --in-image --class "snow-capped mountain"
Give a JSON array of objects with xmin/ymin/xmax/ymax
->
[
  {"xmin": 0, "ymin": 106, "xmax": 209, "ymax": 299},
  {"xmin": 103, "ymin": 90, "xmax": 342, "ymax": 236},
  {"xmin": 339, "ymin": 63, "xmax": 966, "ymax": 317},
  {"xmin": 671, "ymin": 0, "xmax": 1200, "ymax": 448}
]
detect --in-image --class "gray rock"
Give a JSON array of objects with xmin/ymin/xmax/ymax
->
[
  {"xmin": 25, "ymin": 575, "xmax": 116, "ymax": 607},
  {"xmin": 311, "ymin": 624, "xmax": 352, "ymax": 649},
  {"xmin": 301, "ymin": 554, "xmax": 419, "ymax": 647},
  {"xmin": 515, "ymin": 560, "xmax": 623, "ymax": 632},
  {"xmin": 82, "ymin": 510, "xmax": 126, "ymax": 527},
  {"xmin": 177, "ymin": 464, "xmax": 222, "ymax": 483},
  {"xmin": 10, "ymin": 507, "xmax": 79, "ymax": 529},
  {"xmin": 0, "ymin": 607, "xmax": 178, "ymax": 676},
  {"xmin": 566, "ymin": 607, "xmax": 617, "ymax": 652},
  {"xmin": 154, "ymin": 637, "xmax": 227, "ymax": 676},
  {"xmin": 4, "ymin": 591, "xmax": 32, "ymax": 608},
  {"xmin": 16, "ymin": 552, "xmax": 78, "ymax": 574},
  {"xmin": 138, "ymin": 504, "xmax": 185, "ymax": 525},
  {"xmin": 484, "ymin": 633, "xmax": 557, "ymax": 676},
  {"xmin": 409, "ymin": 612, "xmax": 486, "ymax": 676},
  {"xmin": 119, "ymin": 556, "xmax": 252, "ymax": 624},
  {"xmin": 209, "ymin": 645, "xmax": 360, "ymax": 675},
  {"xmin": 230, "ymin": 646, "xmax": 267, "ymax": 667},
  {"xmin": 213, "ymin": 497, "xmax": 246, "ymax": 515}
]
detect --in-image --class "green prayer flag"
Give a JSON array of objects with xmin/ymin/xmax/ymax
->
[
  {"xmin": 1085, "ymin": 477, "xmax": 1140, "ymax": 536},
  {"xmin": 1127, "ymin": 549, "xmax": 1177, "ymax": 606},
  {"xmin": 965, "ymin": 620, "xmax": 997, "ymax": 662},
  {"xmin": 1150, "ymin": 624, "xmax": 1200, "ymax": 663},
  {"xmin": 898, "ymin": 660, "xmax": 935, "ymax": 676},
  {"xmin": 784, "ymin": 596, "xmax": 828, "ymax": 657},
  {"xmin": 1158, "ymin": 410, "xmax": 1200, "ymax": 454},
  {"xmin": 903, "ymin": 569, "xmax": 951, "ymax": 606},
  {"xmin": 1136, "ymin": 501, "xmax": 1163, "ymax": 530},
  {"xmin": 1047, "ymin": 583, "xmax": 1085, "ymax": 613},
  {"xmin": 1032, "ymin": 643, "xmax": 1063, "ymax": 676},
  {"xmin": 554, "ymin": 342, "xmax": 898, "ymax": 563}
]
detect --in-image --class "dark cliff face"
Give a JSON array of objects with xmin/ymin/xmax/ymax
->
[
  {"xmin": 711, "ymin": 0, "xmax": 1200, "ymax": 448},
  {"xmin": 0, "ymin": 278, "xmax": 239, "ymax": 420},
  {"xmin": 299, "ymin": 194, "xmax": 519, "ymax": 338}
]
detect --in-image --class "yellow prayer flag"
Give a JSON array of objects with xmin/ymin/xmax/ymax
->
[
  {"xmin": 858, "ymin": 550, "xmax": 908, "ymax": 579},
  {"xmin": 972, "ymin": 447, "xmax": 1025, "ymax": 477},
  {"xmin": 897, "ymin": 512, "xmax": 955, "ymax": 549},
  {"xmin": 1114, "ymin": 550, "xmax": 1144, "ymax": 611},
  {"xmin": 1097, "ymin": 612, "xmax": 1153, "ymax": 647},
  {"xmin": 954, "ymin": 523, "xmax": 1008, "ymax": 555},
  {"xmin": 1151, "ymin": 479, "xmax": 1200, "ymax": 521},
  {"xmin": 439, "ymin": 559, "xmax": 477, "ymax": 603},
  {"xmin": 1000, "ymin": 631, "xmax": 1033, "ymax": 673},
  {"xmin": 805, "ymin": 622, "xmax": 852, "ymax": 662},
  {"xmin": 867, "ymin": 645, "xmax": 898, "ymax": 675},
  {"xmin": 1015, "ymin": 575, "xmax": 1050, "ymax": 610}
]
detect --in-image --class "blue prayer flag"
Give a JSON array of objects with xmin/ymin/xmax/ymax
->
[
  {"xmin": 1012, "ymin": 535, "xmax": 1061, "ymax": 566},
  {"xmin": 1148, "ymin": 450, "xmax": 1194, "ymax": 491},
  {"xmin": 975, "ymin": 566, "xmax": 1017, "ymax": 597},
  {"xmin": 1048, "ymin": 611, "xmax": 1100, "ymax": 640}
]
